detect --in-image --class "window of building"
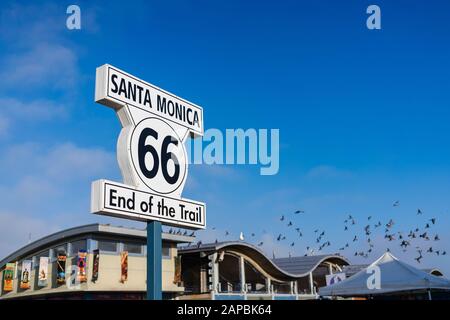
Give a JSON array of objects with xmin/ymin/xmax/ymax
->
[
  {"xmin": 123, "ymin": 242, "xmax": 143, "ymax": 255},
  {"xmin": 272, "ymin": 280, "xmax": 292, "ymax": 294},
  {"xmin": 98, "ymin": 240, "xmax": 117, "ymax": 253},
  {"xmin": 218, "ymin": 253, "xmax": 241, "ymax": 293},
  {"xmin": 70, "ymin": 240, "xmax": 87, "ymax": 256},
  {"xmin": 162, "ymin": 243, "xmax": 171, "ymax": 258},
  {"xmin": 52, "ymin": 244, "xmax": 67, "ymax": 256},
  {"xmin": 244, "ymin": 260, "xmax": 267, "ymax": 293}
]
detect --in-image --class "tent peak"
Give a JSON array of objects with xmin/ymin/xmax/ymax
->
[{"xmin": 370, "ymin": 251, "xmax": 398, "ymax": 266}]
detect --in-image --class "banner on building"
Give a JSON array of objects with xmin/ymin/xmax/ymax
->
[
  {"xmin": 91, "ymin": 249, "xmax": 99, "ymax": 283},
  {"xmin": 120, "ymin": 251, "xmax": 128, "ymax": 283},
  {"xmin": 38, "ymin": 257, "xmax": 49, "ymax": 287},
  {"xmin": 325, "ymin": 272, "xmax": 346, "ymax": 286},
  {"xmin": 3, "ymin": 263, "xmax": 15, "ymax": 292},
  {"xmin": 77, "ymin": 250, "xmax": 87, "ymax": 283},
  {"xmin": 20, "ymin": 260, "xmax": 32, "ymax": 289},
  {"xmin": 173, "ymin": 256, "xmax": 181, "ymax": 284},
  {"xmin": 56, "ymin": 252, "xmax": 67, "ymax": 285}
]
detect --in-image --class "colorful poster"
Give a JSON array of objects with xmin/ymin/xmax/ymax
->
[
  {"xmin": 20, "ymin": 260, "xmax": 32, "ymax": 289},
  {"xmin": 3, "ymin": 263, "xmax": 15, "ymax": 292},
  {"xmin": 56, "ymin": 252, "xmax": 67, "ymax": 285},
  {"xmin": 77, "ymin": 250, "xmax": 87, "ymax": 283},
  {"xmin": 38, "ymin": 257, "xmax": 49, "ymax": 287},
  {"xmin": 120, "ymin": 251, "xmax": 128, "ymax": 283},
  {"xmin": 173, "ymin": 256, "xmax": 181, "ymax": 284},
  {"xmin": 91, "ymin": 249, "xmax": 99, "ymax": 283}
]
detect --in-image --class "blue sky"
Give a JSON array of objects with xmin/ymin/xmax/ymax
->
[{"xmin": 1, "ymin": 0, "xmax": 450, "ymax": 274}]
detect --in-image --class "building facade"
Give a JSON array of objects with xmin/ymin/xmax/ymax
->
[
  {"xmin": 0, "ymin": 224, "xmax": 193, "ymax": 300},
  {"xmin": 0, "ymin": 224, "xmax": 364, "ymax": 300}
]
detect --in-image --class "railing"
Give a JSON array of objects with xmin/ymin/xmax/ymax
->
[{"xmin": 218, "ymin": 282, "xmax": 242, "ymax": 293}]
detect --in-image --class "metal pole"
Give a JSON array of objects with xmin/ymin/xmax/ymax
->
[
  {"xmin": 309, "ymin": 272, "xmax": 314, "ymax": 294},
  {"xmin": 428, "ymin": 289, "xmax": 432, "ymax": 301},
  {"xmin": 147, "ymin": 221, "xmax": 162, "ymax": 300}
]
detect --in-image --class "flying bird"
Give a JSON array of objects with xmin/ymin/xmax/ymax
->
[
  {"xmin": 386, "ymin": 219, "xmax": 395, "ymax": 229},
  {"xmin": 415, "ymin": 254, "xmax": 423, "ymax": 263},
  {"xmin": 400, "ymin": 240, "xmax": 410, "ymax": 248}
]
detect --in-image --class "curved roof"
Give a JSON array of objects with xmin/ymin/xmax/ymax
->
[
  {"xmin": 179, "ymin": 241, "xmax": 349, "ymax": 280},
  {"xmin": 273, "ymin": 255, "xmax": 350, "ymax": 275},
  {"xmin": 0, "ymin": 224, "xmax": 194, "ymax": 269}
]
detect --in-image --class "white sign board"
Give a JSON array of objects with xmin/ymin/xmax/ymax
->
[
  {"xmin": 325, "ymin": 272, "xmax": 346, "ymax": 286},
  {"xmin": 92, "ymin": 180, "xmax": 205, "ymax": 228},
  {"xmin": 91, "ymin": 64, "xmax": 205, "ymax": 229},
  {"xmin": 95, "ymin": 64, "xmax": 203, "ymax": 136}
]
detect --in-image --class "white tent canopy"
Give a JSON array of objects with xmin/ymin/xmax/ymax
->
[{"xmin": 319, "ymin": 252, "xmax": 450, "ymax": 297}]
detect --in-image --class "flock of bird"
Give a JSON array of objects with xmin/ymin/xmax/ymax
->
[{"xmin": 169, "ymin": 201, "xmax": 446, "ymax": 265}]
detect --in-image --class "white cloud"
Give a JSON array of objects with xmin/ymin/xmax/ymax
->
[
  {"xmin": 0, "ymin": 97, "xmax": 67, "ymax": 121},
  {"xmin": 0, "ymin": 4, "xmax": 81, "ymax": 135},
  {"xmin": 0, "ymin": 44, "xmax": 78, "ymax": 90},
  {"xmin": 0, "ymin": 3, "xmax": 63, "ymax": 45},
  {"xmin": 42, "ymin": 143, "xmax": 116, "ymax": 180},
  {"xmin": 0, "ymin": 142, "xmax": 116, "ymax": 181},
  {"xmin": 0, "ymin": 211, "xmax": 60, "ymax": 260},
  {"xmin": 0, "ymin": 141, "xmax": 119, "ymax": 259},
  {"xmin": 0, "ymin": 97, "xmax": 68, "ymax": 138}
]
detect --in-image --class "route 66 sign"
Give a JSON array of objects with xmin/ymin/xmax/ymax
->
[
  {"xmin": 130, "ymin": 117, "xmax": 187, "ymax": 195},
  {"xmin": 91, "ymin": 65, "xmax": 205, "ymax": 229}
]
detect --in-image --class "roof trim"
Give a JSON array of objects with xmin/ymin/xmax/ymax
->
[{"xmin": 0, "ymin": 224, "xmax": 194, "ymax": 268}]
